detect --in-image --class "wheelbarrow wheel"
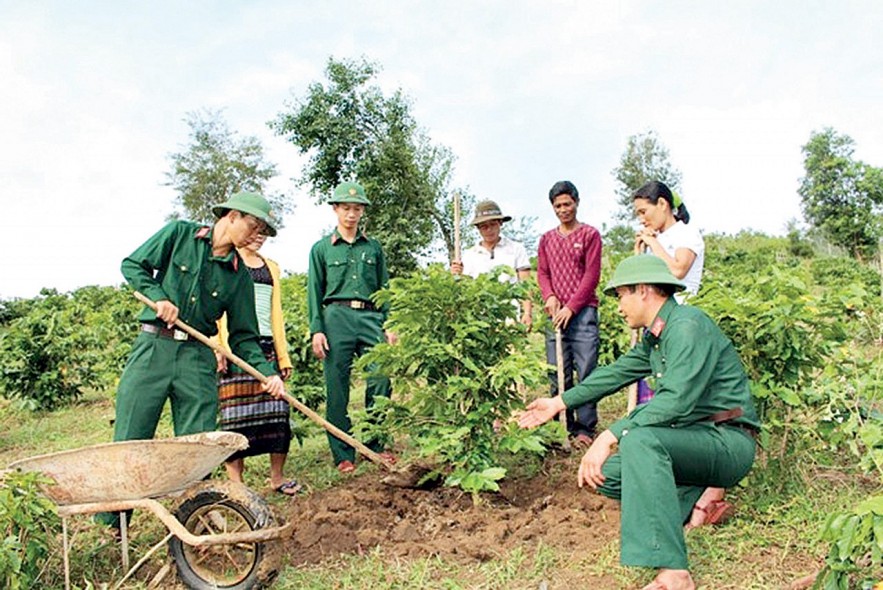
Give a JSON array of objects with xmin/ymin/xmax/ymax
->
[{"xmin": 169, "ymin": 480, "xmax": 282, "ymax": 590}]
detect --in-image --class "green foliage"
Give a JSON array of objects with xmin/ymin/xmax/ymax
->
[
  {"xmin": 812, "ymin": 348, "xmax": 883, "ymax": 478},
  {"xmin": 271, "ymin": 57, "xmax": 468, "ymax": 275},
  {"xmin": 278, "ymin": 274, "xmax": 325, "ymax": 437},
  {"xmin": 611, "ymin": 129, "xmax": 682, "ymax": 222},
  {"xmin": 799, "ymin": 128, "xmax": 883, "ymax": 261},
  {"xmin": 811, "ymin": 255, "xmax": 882, "ymax": 294},
  {"xmin": 0, "ymin": 290, "xmax": 99, "ymax": 410},
  {"xmin": 166, "ymin": 109, "xmax": 291, "ymax": 225},
  {"xmin": 69, "ymin": 285, "xmax": 140, "ymax": 391},
  {"xmin": 692, "ymin": 266, "xmax": 845, "ymax": 410},
  {"xmin": 815, "ymin": 495, "xmax": 883, "ymax": 590},
  {"xmin": 358, "ymin": 265, "xmax": 551, "ymax": 494},
  {"xmin": 0, "ymin": 471, "xmax": 60, "ymax": 590}
]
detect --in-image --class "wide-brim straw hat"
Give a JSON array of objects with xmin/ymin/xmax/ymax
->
[{"xmin": 470, "ymin": 200, "xmax": 512, "ymax": 225}]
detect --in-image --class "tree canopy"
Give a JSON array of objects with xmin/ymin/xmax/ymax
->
[
  {"xmin": 799, "ymin": 128, "xmax": 883, "ymax": 260},
  {"xmin": 611, "ymin": 130, "xmax": 682, "ymax": 222},
  {"xmin": 165, "ymin": 109, "xmax": 291, "ymax": 225},
  {"xmin": 270, "ymin": 57, "xmax": 470, "ymax": 275}
]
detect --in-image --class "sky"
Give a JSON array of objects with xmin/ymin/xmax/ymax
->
[{"xmin": 2, "ymin": 1, "xmax": 882, "ymax": 299}]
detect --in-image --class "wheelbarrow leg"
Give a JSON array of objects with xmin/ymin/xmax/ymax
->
[
  {"xmin": 120, "ymin": 511, "xmax": 130, "ymax": 571},
  {"xmin": 62, "ymin": 516, "xmax": 71, "ymax": 590}
]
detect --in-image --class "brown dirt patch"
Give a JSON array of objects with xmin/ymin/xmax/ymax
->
[{"xmin": 282, "ymin": 454, "xmax": 621, "ymax": 566}]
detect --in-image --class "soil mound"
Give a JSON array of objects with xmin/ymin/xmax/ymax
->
[{"xmin": 283, "ymin": 455, "xmax": 621, "ymax": 565}]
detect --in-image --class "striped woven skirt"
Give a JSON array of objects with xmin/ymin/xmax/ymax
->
[{"xmin": 218, "ymin": 338, "xmax": 291, "ymax": 460}]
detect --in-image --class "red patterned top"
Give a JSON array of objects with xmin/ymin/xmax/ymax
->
[{"xmin": 537, "ymin": 223, "xmax": 602, "ymax": 314}]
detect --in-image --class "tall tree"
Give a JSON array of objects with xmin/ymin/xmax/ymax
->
[
  {"xmin": 270, "ymin": 57, "xmax": 468, "ymax": 275},
  {"xmin": 799, "ymin": 128, "xmax": 883, "ymax": 260},
  {"xmin": 165, "ymin": 109, "xmax": 291, "ymax": 224},
  {"xmin": 611, "ymin": 130, "xmax": 683, "ymax": 222}
]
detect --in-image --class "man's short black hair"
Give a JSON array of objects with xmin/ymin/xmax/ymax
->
[{"xmin": 549, "ymin": 180, "xmax": 579, "ymax": 204}]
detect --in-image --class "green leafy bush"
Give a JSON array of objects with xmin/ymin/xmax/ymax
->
[
  {"xmin": 359, "ymin": 265, "xmax": 552, "ymax": 494},
  {"xmin": 69, "ymin": 285, "xmax": 140, "ymax": 391},
  {"xmin": 0, "ymin": 290, "xmax": 99, "ymax": 410},
  {"xmin": 279, "ymin": 274, "xmax": 325, "ymax": 441},
  {"xmin": 691, "ymin": 266, "xmax": 845, "ymax": 412},
  {"xmin": 0, "ymin": 471, "xmax": 60, "ymax": 590},
  {"xmin": 816, "ymin": 495, "xmax": 883, "ymax": 590},
  {"xmin": 811, "ymin": 256, "xmax": 881, "ymax": 294}
]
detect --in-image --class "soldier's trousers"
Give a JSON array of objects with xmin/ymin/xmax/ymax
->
[
  {"xmin": 96, "ymin": 330, "xmax": 217, "ymax": 528},
  {"xmin": 598, "ymin": 422, "xmax": 756, "ymax": 569},
  {"xmin": 322, "ymin": 305, "xmax": 391, "ymax": 465}
]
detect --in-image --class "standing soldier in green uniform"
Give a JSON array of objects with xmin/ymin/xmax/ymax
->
[
  {"xmin": 308, "ymin": 181, "xmax": 396, "ymax": 474},
  {"xmin": 518, "ymin": 255, "xmax": 759, "ymax": 590},
  {"xmin": 97, "ymin": 191, "xmax": 285, "ymax": 528}
]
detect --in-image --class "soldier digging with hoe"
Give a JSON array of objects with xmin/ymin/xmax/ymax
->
[{"xmin": 97, "ymin": 191, "xmax": 285, "ymax": 529}]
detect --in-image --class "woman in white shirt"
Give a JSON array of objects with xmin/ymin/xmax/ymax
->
[{"xmin": 633, "ymin": 181, "xmax": 704, "ymax": 300}]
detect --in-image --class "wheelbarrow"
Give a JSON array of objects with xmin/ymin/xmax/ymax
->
[{"xmin": 7, "ymin": 431, "xmax": 293, "ymax": 590}]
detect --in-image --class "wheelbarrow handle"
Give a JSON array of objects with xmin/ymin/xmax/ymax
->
[{"xmin": 132, "ymin": 291, "xmax": 395, "ymax": 471}]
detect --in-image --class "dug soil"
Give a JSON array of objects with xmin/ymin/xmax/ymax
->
[{"xmin": 282, "ymin": 452, "xmax": 623, "ymax": 583}]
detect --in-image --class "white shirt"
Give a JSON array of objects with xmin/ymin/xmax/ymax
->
[
  {"xmin": 461, "ymin": 236, "xmax": 531, "ymax": 283},
  {"xmin": 655, "ymin": 221, "xmax": 704, "ymax": 297}
]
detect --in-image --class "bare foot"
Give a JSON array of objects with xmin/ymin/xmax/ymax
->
[{"xmin": 641, "ymin": 569, "xmax": 695, "ymax": 590}]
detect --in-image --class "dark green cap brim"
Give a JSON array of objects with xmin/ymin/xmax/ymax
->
[{"xmin": 603, "ymin": 254, "xmax": 686, "ymax": 295}]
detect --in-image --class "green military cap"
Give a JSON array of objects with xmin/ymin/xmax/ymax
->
[
  {"xmin": 211, "ymin": 191, "xmax": 277, "ymax": 236},
  {"xmin": 604, "ymin": 254, "xmax": 686, "ymax": 295},
  {"xmin": 329, "ymin": 181, "xmax": 371, "ymax": 205}
]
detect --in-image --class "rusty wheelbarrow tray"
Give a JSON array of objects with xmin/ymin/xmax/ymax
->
[{"xmin": 8, "ymin": 431, "xmax": 293, "ymax": 590}]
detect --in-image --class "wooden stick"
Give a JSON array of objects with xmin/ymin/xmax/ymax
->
[
  {"xmin": 453, "ymin": 191, "xmax": 462, "ymax": 263},
  {"xmin": 132, "ymin": 291, "xmax": 394, "ymax": 471},
  {"xmin": 555, "ymin": 328, "xmax": 571, "ymax": 451},
  {"xmin": 626, "ymin": 240, "xmax": 643, "ymax": 413}
]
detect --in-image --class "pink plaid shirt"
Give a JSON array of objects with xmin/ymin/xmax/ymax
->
[{"xmin": 537, "ymin": 223, "xmax": 602, "ymax": 314}]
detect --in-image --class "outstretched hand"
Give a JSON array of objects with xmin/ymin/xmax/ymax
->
[{"xmin": 517, "ymin": 397, "xmax": 566, "ymax": 429}]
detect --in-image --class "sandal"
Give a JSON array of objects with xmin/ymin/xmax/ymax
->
[
  {"xmin": 693, "ymin": 500, "xmax": 735, "ymax": 526},
  {"xmin": 274, "ymin": 480, "xmax": 302, "ymax": 496},
  {"xmin": 571, "ymin": 433, "xmax": 594, "ymax": 450}
]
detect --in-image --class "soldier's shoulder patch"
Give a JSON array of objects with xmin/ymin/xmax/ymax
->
[{"xmin": 650, "ymin": 317, "xmax": 666, "ymax": 337}]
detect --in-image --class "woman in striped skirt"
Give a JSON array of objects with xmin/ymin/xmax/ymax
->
[{"xmin": 216, "ymin": 233, "xmax": 299, "ymax": 495}]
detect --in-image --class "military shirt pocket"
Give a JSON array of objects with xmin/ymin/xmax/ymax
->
[
  {"xmin": 199, "ymin": 280, "xmax": 226, "ymax": 322},
  {"xmin": 326, "ymin": 255, "xmax": 349, "ymax": 283},
  {"xmin": 169, "ymin": 254, "xmax": 195, "ymax": 298},
  {"xmin": 361, "ymin": 255, "xmax": 379, "ymax": 285}
]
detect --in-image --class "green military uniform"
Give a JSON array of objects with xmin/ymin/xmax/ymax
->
[
  {"xmin": 99, "ymin": 192, "xmax": 278, "ymax": 528},
  {"xmin": 308, "ymin": 183, "xmax": 392, "ymax": 465},
  {"xmin": 561, "ymin": 257, "xmax": 759, "ymax": 570},
  {"xmin": 116, "ymin": 219, "xmax": 277, "ymax": 441}
]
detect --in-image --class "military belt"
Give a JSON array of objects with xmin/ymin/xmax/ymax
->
[
  {"xmin": 328, "ymin": 299, "xmax": 378, "ymax": 312},
  {"xmin": 141, "ymin": 323, "xmax": 191, "ymax": 341}
]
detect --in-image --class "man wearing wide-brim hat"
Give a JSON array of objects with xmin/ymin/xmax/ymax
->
[
  {"xmin": 519, "ymin": 254, "xmax": 760, "ymax": 590},
  {"xmin": 97, "ymin": 191, "xmax": 285, "ymax": 528},
  {"xmin": 450, "ymin": 199, "xmax": 533, "ymax": 327},
  {"xmin": 307, "ymin": 181, "xmax": 396, "ymax": 474}
]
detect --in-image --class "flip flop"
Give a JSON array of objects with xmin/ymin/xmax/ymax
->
[
  {"xmin": 274, "ymin": 480, "xmax": 302, "ymax": 496},
  {"xmin": 694, "ymin": 500, "xmax": 735, "ymax": 525}
]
